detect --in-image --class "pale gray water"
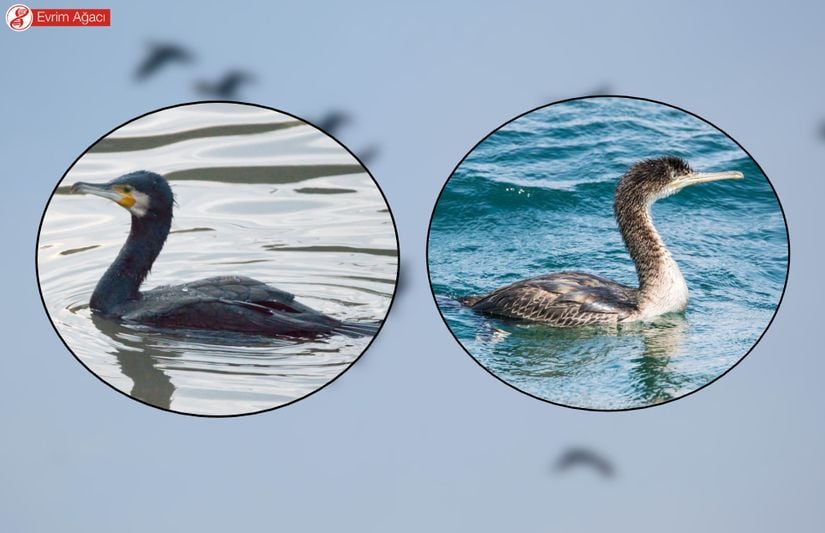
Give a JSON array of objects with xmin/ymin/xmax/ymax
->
[{"xmin": 37, "ymin": 103, "xmax": 398, "ymax": 416}]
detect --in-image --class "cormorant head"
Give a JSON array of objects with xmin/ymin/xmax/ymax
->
[
  {"xmin": 70, "ymin": 171, "xmax": 174, "ymax": 219},
  {"xmin": 615, "ymin": 156, "xmax": 743, "ymax": 208}
]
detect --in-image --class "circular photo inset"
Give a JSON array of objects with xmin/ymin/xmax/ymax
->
[
  {"xmin": 38, "ymin": 102, "xmax": 398, "ymax": 416},
  {"xmin": 428, "ymin": 96, "xmax": 788, "ymax": 411}
]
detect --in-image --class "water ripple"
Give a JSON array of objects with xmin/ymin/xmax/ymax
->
[
  {"xmin": 430, "ymin": 98, "xmax": 787, "ymax": 410},
  {"xmin": 38, "ymin": 103, "xmax": 397, "ymax": 415}
]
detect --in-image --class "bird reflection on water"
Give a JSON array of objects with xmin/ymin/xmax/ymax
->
[
  {"xmin": 89, "ymin": 314, "xmax": 319, "ymax": 412},
  {"xmin": 446, "ymin": 292, "xmax": 689, "ymax": 407},
  {"xmin": 90, "ymin": 314, "xmax": 174, "ymax": 409}
]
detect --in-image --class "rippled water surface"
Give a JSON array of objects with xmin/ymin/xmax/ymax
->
[
  {"xmin": 429, "ymin": 98, "xmax": 788, "ymax": 410},
  {"xmin": 38, "ymin": 103, "xmax": 397, "ymax": 415}
]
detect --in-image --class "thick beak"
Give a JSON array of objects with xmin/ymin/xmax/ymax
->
[
  {"xmin": 673, "ymin": 170, "xmax": 744, "ymax": 189},
  {"xmin": 70, "ymin": 181, "xmax": 135, "ymax": 209},
  {"xmin": 71, "ymin": 181, "xmax": 121, "ymax": 200}
]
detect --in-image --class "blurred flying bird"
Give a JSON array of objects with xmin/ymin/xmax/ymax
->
[
  {"xmin": 135, "ymin": 42, "xmax": 194, "ymax": 81},
  {"xmin": 357, "ymin": 145, "xmax": 379, "ymax": 165},
  {"xmin": 195, "ymin": 70, "xmax": 255, "ymax": 99},
  {"xmin": 312, "ymin": 110, "xmax": 379, "ymax": 164},
  {"xmin": 554, "ymin": 447, "xmax": 615, "ymax": 478},
  {"xmin": 544, "ymin": 83, "xmax": 614, "ymax": 104},
  {"xmin": 584, "ymin": 82, "xmax": 614, "ymax": 96},
  {"xmin": 316, "ymin": 110, "xmax": 353, "ymax": 136}
]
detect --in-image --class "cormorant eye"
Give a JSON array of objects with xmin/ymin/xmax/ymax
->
[{"xmin": 123, "ymin": 185, "xmax": 132, "ymax": 193}]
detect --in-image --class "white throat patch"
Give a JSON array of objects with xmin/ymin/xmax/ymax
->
[{"xmin": 129, "ymin": 190, "xmax": 151, "ymax": 217}]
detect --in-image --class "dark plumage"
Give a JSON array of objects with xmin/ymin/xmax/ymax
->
[
  {"xmin": 460, "ymin": 156, "xmax": 743, "ymax": 327},
  {"xmin": 70, "ymin": 171, "xmax": 379, "ymax": 338},
  {"xmin": 135, "ymin": 42, "xmax": 193, "ymax": 81},
  {"xmin": 195, "ymin": 70, "xmax": 254, "ymax": 99}
]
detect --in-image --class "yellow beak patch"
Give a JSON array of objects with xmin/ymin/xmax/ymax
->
[{"xmin": 116, "ymin": 192, "xmax": 136, "ymax": 209}]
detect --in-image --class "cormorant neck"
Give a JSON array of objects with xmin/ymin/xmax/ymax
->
[
  {"xmin": 90, "ymin": 211, "xmax": 171, "ymax": 315},
  {"xmin": 615, "ymin": 200, "xmax": 688, "ymax": 318}
]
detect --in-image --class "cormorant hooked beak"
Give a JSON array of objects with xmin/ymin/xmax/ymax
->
[
  {"xmin": 672, "ymin": 169, "xmax": 744, "ymax": 190},
  {"xmin": 70, "ymin": 181, "xmax": 138, "ymax": 210}
]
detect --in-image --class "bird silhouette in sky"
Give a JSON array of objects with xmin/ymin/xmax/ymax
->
[
  {"xmin": 544, "ymin": 83, "xmax": 615, "ymax": 104},
  {"xmin": 583, "ymin": 82, "xmax": 613, "ymax": 96},
  {"xmin": 356, "ymin": 145, "xmax": 379, "ymax": 165},
  {"xmin": 315, "ymin": 110, "xmax": 353, "ymax": 136},
  {"xmin": 312, "ymin": 110, "xmax": 379, "ymax": 165},
  {"xmin": 554, "ymin": 447, "xmax": 615, "ymax": 478},
  {"xmin": 195, "ymin": 70, "xmax": 255, "ymax": 99},
  {"xmin": 135, "ymin": 42, "xmax": 194, "ymax": 81}
]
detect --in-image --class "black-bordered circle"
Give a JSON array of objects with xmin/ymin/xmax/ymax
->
[
  {"xmin": 37, "ymin": 101, "xmax": 400, "ymax": 417},
  {"xmin": 427, "ymin": 95, "xmax": 789, "ymax": 412}
]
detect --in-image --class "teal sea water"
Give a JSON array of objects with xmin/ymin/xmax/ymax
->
[{"xmin": 428, "ymin": 98, "xmax": 788, "ymax": 410}]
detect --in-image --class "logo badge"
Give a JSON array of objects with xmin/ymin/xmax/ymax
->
[{"xmin": 6, "ymin": 4, "xmax": 32, "ymax": 31}]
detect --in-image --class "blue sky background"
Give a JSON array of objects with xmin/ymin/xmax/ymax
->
[{"xmin": 1, "ymin": 1, "xmax": 823, "ymax": 531}]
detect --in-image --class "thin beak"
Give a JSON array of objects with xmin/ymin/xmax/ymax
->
[
  {"xmin": 70, "ymin": 181, "xmax": 122, "ymax": 202},
  {"xmin": 674, "ymin": 170, "xmax": 744, "ymax": 189}
]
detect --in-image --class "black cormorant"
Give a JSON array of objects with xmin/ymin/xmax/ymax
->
[
  {"xmin": 71, "ymin": 171, "xmax": 379, "ymax": 337},
  {"xmin": 460, "ymin": 157, "xmax": 743, "ymax": 327}
]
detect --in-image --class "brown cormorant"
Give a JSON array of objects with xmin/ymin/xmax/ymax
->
[{"xmin": 460, "ymin": 157, "xmax": 743, "ymax": 327}]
